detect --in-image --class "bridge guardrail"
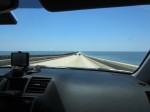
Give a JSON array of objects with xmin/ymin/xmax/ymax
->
[
  {"xmin": 0, "ymin": 52, "xmax": 77, "ymax": 66},
  {"xmin": 84, "ymin": 55, "xmax": 138, "ymax": 72}
]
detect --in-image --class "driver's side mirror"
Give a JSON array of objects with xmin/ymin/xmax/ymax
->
[{"xmin": 0, "ymin": 0, "xmax": 19, "ymax": 13}]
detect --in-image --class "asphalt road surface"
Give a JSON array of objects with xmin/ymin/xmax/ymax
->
[{"xmin": 31, "ymin": 54, "xmax": 112, "ymax": 69}]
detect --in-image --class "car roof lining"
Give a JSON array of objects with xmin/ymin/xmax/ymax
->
[{"xmin": 1, "ymin": 0, "xmax": 150, "ymax": 25}]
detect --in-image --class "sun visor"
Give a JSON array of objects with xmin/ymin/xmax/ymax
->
[
  {"xmin": 40, "ymin": 0, "xmax": 150, "ymax": 12},
  {"xmin": 0, "ymin": 12, "xmax": 17, "ymax": 25},
  {"xmin": 0, "ymin": 0, "xmax": 19, "ymax": 13}
]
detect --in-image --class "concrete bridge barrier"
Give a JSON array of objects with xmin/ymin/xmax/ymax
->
[
  {"xmin": 0, "ymin": 52, "xmax": 77, "ymax": 66},
  {"xmin": 84, "ymin": 55, "xmax": 138, "ymax": 72}
]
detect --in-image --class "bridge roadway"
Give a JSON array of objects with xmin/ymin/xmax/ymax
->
[
  {"xmin": 31, "ymin": 54, "xmax": 113, "ymax": 69},
  {"xmin": 0, "ymin": 52, "xmax": 137, "ymax": 72}
]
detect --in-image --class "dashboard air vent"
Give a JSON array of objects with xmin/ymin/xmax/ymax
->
[
  {"xmin": 26, "ymin": 77, "xmax": 51, "ymax": 94},
  {"xmin": 145, "ymin": 91, "xmax": 150, "ymax": 103}
]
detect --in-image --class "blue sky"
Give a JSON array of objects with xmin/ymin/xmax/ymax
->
[{"xmin": 0, "ymin": 5, "xmax": 150, "ymax": 51}]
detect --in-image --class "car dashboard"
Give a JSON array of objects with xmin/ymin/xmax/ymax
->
[{"xmin": 0, "ymin": 67, "xmax": 150, "ymax": 112}]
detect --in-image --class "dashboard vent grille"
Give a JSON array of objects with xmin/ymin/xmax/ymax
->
[
  {"xmin": 145, "ymin": 91, "xmax": 150, "ymax": 103},
  {"xmin": 26, "ymin": 77, "xmax": 51, "ymax": 93}
]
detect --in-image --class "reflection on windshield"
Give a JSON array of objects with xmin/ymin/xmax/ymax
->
[{"xmin": 0, "ymin": 5, "xmax": 150, "ymax": 73}]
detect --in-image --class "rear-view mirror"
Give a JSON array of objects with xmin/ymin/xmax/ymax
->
[
  {"xmin": 40, "ymin": 0, "xmax": 150, "ymax": 12},
  {"xmin": 0, "ymin": 0, "xmax": 19, "ymax": 13}
]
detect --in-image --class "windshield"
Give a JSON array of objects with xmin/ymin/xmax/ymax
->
[{"xmin": 0, "ymin": 5, "xmax": 150, "ymax": 73}]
